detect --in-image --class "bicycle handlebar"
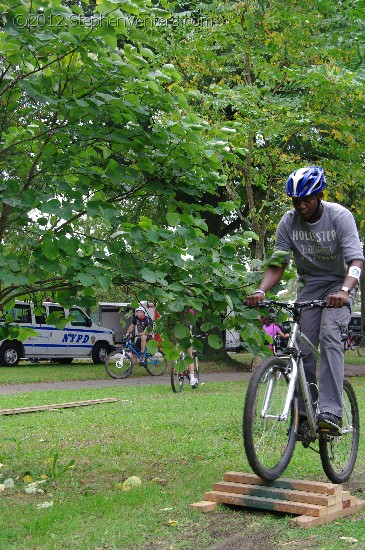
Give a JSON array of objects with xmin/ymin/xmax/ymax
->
[{"xmin": 243, "ymin": 299, "xmax": 327, "ymax": 310}]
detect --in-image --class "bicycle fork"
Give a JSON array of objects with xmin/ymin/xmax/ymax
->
[{"xmin": 261, "ymin": 356, "xmax": 297, "ymax": 421}]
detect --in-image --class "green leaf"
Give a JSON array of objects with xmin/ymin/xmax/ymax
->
[
  {"xmin": 42, "ymin": 238, "xmax": 59, "ymax": 261},
  {"xmin": 174, "ymin": 323, "xmax": 190, "ymax": 339},
  {"xmin": 166, "ymin": 212, "xmax": 180, "ymax": 226},
  {"xmin": 119, "ymin": 1, "xmax": 139, "ymax": 14},
  {"xmin": 208, "ymin": 334, "xmax": 223, "ymax": 349},
  {"xmin": 77, "ymin": 273, "xmax": 95, "ymax": 287}
]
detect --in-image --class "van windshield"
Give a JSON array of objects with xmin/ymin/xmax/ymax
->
[
  {"xmin": 70, "ymin": 307, "xmax": 91, "ymax": 327},
  {"xmin": 0, "ymin": 304, "xmax": 32, "ymax": 323}
]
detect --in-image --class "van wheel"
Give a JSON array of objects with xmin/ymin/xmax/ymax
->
[
  {"xmin": 92, "ymin": 342, "xmax": 109, "ymax": 364},
  {"xmin": 0, "ymin": 342, "xmax": 21, "ymax": 367}
]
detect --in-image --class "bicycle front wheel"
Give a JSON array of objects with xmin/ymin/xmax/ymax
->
[
  {"xmin": 145, "ymin": 352, "xmax": 168, "ymax": 376},
  {"xmin": 319, "ymin": 380, "xmax": 360, "ymax": 483},
  {"xmin": 105, "ymin": 349, "xmax": 133, "ymax": 379},
  {"xmin": 243, "ymin": 357, "xmax": 297, "ymax": 481}
]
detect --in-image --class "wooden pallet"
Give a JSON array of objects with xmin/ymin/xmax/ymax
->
[
  {"xmin": 191, "ymin": 471, "xmax": 365, "ymax": 528},
  {"xmin": 0, "ymin": 397, "xmax": 119, "ymax": 415}
]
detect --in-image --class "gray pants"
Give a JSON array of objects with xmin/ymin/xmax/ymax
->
[{"xmin": 297, "ymin": 280, "xmax": 352, "ymax": 418}]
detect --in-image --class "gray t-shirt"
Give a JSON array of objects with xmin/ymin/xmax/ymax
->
[{"xmin": 276, "ymin": 201, "xmax": 363, "ymax": 284}]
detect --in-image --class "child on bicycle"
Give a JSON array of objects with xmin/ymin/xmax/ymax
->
[
  {"xmin": 262, "ymin": 315, "xmax": 289, "ymax": 352},
  {"xmin": 125, "ymin": 306, "xmax": 154, "ymax": 365},
  {"xmin": 246, "ymin": 166, "xmax": 363, "ymax": 434}
]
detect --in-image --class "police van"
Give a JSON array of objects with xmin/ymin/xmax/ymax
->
[{"xmin": 0, "ymin": 301, "xmax": 115, "ymax": 366}]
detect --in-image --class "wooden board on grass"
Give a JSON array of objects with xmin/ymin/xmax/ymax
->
[{"xmin": 0, "ymin": 397, "xmax": 119, "ymax": 415}]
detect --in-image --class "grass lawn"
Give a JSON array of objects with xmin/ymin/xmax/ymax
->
[{"xmin": 0, "ymin": 377, "xmax": 364, "ymax": 549}]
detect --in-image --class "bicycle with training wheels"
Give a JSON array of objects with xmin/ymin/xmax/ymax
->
[
  {"xmin": 243, "ymin": 299, "xmax": 360, "ymax": 483},
  {"xmin": 170, "ymin": 348, "xmax": 200, "ymax": 392},
  {"xmin": 105, "ymin": 337, "xmax": 167, "ymax": 379}
]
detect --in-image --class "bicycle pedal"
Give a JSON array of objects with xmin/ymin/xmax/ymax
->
[
  {"xmin": 318, "ymin": 425, "xmax": 342, "ymax": 436},
  {"xmin": 321, "ymin": 428, "xmax": 342, "ymax": 435}
]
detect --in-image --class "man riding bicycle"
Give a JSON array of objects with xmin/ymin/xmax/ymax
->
[
  {"xmin": 246, "ymin": 166, "xmax": 363, "ymax": 434},
  {"xmin": 125, "ymin": 306, "xmax": 154, "ymax": 366}
]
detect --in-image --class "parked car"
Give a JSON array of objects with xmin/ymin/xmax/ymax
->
[{"xmin": 0, "ymin": 301, "xmax": 114, "ymax": 366}]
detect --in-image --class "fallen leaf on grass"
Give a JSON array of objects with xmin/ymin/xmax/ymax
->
[
  {"xmin": 118, "ymin": 476, "xmax": 142, "ymax": 491},
  {"xmin": 37, "ymin": 501, "xmax": 54, "ymax": 510},
  {"xmin": 168, "ymin": 520, "xmax": 178, "ymax": 526},
  {"xmin": 22, "ymin": 475, "xmax": 33, "ymax": 483},
  {"xmin": 339, "ymin": 537, "xmax": 358, "ymax": 544},
  {"xmin": 24, "ymin": 480, "xmax": 47, "ymax": 494},
  {"xmin": 4, "ymin": 478, "xmax": 14, "ymax": 489}
]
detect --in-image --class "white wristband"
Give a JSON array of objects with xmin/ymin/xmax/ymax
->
[
  {"xmin": 254, "ymin": 290, "xmax": 266, "ymax": 296},
  {"xmin": 348, "ymin": 266, "xmax": 361, "ymax": 281}
]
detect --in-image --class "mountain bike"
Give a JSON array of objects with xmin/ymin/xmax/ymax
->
[
  {"xmin": 104, "ymin": 337, "xmax": 167, "ymax": 379},
  {"xmin": 171, "ymin": 349, "xmax": 200, "ymax": 392},
  {"xmin": 243, "ymin": 299, "xmax": 360, "ymax": 483}
]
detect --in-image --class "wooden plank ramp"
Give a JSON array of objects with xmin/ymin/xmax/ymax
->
[
  {"xmin": 191, "ymin": 471, "xmax": 365, "ymax": 528},
  {"xmin": 0, "ymin": 398, "xmax": 119, "ymax": 415}
]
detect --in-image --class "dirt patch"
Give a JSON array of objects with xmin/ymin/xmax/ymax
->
[
  {"xmin": 204, "ymin": 509, "xmax": 281, "ymax": 550},
  {"xmin": 345, "ymin": 470, "xmax": 365, "ymax": 497},
  {"xmin": 207, "ymin": 530, "xmax": 275, "ymax": 550}
]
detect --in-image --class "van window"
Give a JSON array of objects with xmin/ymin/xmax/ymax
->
[
  {"xmin": 70, "ymin": 307, "xmax": 91, "ymax": 327},
  {"xmin": 34, "ymin": 306, "xmax": 46, "ymax": 324},
  {"xmin": 0, "ymin": 304, "xmax": 32, "ymax": 323},
  {"xmin": 48, "ymin": 305, "xmax": 65, "ymax": 317}
]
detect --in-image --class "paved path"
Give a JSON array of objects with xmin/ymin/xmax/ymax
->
[{"xmin": 0, "ymin": 363, "xmax": 364, "ymax": 395}]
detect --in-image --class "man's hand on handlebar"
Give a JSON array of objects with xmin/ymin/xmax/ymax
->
[
  {"xmin": 245, "ymin": 293, "xmax": 266, "ymax": 307},
  {"xmin": 326, "ymin": 290, "xmax": 349, "ymax": 308}
]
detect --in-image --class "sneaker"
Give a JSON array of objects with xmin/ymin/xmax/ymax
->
[
  {"xmin": 189, "ymin": 377, "xmax": 198, "ymax": 388},
  {"xmin": 138, "ymin": 357, "xmax": 147, "ymax": 366},
  {"xmin": 317, "ymin": 412, "xmax": 342, "ymax": 434}
]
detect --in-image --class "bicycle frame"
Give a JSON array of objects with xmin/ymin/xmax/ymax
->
[
  {"xmin": 122, "ymin": 338, "xmax": 160, "ymax": 365},
  {"xmin": 262, "ymin": 321, "xmax": 319, "ymax": 438}
]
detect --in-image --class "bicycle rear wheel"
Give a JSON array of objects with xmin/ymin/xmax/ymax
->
[
  {"xmin": 171, "ymin": 362, "xmax": 185, "ymax": 392},
  {"xmin": 319, "ymin": 380, "xmax": 359, "ymax": 483},
  {"xmin": 356, "ymin": 335, "xmax": 365, "ymax": 356},
  {"xmin": 145, "ymin": 351, "xmax": 167, "ymax": 376},
  {"xmin": 243, "ymin": 357, "xmax": 297, "ymax": 481},
  {"xmin": 105, "ymin": 349, "xmax": 133, "ymax": 379},
  {"xmin": 191, "ymin": 353, "xmax": 199, "ymax": 388}
]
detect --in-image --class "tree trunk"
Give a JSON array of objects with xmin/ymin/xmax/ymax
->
[{"xmin": 201, "ymin": 326, "xmax": 240, "ymax": 364}]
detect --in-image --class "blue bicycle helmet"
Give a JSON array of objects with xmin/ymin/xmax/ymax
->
[{"xmin": 286, "ymin": 166, "xmax": 326, "ymax": 197}]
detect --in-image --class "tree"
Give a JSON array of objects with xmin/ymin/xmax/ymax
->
[
  {"xmin": 136, "ymin": 0, "xmax": 365, "ymax": 353},
  {"xmin": 0, "ymin": 0, "xmax": 260, "ymax": 356},
  {"xmin": 149, "ymin": 0, "xmax": 365, "ymax": 261}
]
